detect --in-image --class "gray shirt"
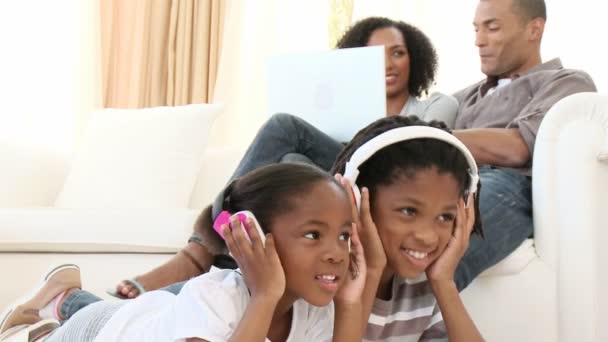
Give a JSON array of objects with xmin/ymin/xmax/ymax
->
[
  {"xmin": 453, "ymin": 58, "xmax": 597, "ymax": 174},
  {"xmin": 400, "ymin": 92, "xmax": 459, "ymax": 128}
]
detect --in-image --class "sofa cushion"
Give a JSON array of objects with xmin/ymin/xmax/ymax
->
[
  {"xmin": 0, "ymin": 208, "xmax": 198, "ymax": 253},
  {"xmin": 55, "ymin": 104, "xmax": 223, "ymax": 209}
]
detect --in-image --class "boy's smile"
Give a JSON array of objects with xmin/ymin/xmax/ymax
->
[{"xmin": 371, "ymin": 166, "xmax": 461, "ymax": 280}]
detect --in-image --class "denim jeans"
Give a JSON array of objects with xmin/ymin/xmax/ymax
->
[
  {"xmin": 229, "ymin": 113, "xmax": 344, "ymax": 180},
  {"xmin": 454, "ymin": 166, "xmax": 534, "ymax": 290},
  {"xmin": 60, "ymin": 290, "xmax": 102, "ymax": 321}
]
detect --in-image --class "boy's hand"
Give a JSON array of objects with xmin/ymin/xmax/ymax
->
[
  {"xmin": 426, "ymin": 194, "xmax": 475, "ymax": 284},
  {"xmin": 334, "ymin": 222, "xmax": 367, "ymax": 305},
  {"xmin": 335, "ymin": 174, "xmax": 387, "ymax": 273},
  {"xmin": 224, "ymin": 216, "xmax": 285, "ymax": 301}
]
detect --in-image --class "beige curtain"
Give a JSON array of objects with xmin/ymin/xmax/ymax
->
[
  {"xmin": 328, "ymin": 0, "xmax": 354, "ymax": 48},
  {"xmin": 101, "ymin": 0, "xmax": 226, "ymax": 108}
]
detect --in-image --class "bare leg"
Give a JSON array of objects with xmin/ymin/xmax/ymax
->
[{"xmin": 113, "ymin": 206, "xmax": 222, "ymax": 298}]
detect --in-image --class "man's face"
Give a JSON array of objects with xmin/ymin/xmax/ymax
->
[{"xmin": 473, "ymin": 0, "xmax": 536, "ymax": 78}]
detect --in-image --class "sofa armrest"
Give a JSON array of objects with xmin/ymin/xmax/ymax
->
[
  {"xmin": 0, "ymin": 141, "xmax": 69, "ymax": 207},
  {"xmin": 532, "ymin": 92, "xmax": 608, "ymax": 341}
]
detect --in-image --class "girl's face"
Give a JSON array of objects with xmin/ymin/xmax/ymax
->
[
  {"xmin": 367, "ymin": 27, "xmax": 411, "ymax": 100},
  {"xmin": 371, "ymin": 167, "xmax": 461, "ymax": 279},
  {"xmin": 271, "ymin": 180, "xmax": 353, "ymax": 306}
]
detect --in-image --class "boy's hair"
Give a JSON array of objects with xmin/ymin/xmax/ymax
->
[
  {"xmin": 335, "ymin": 17, "xmax": 438, "ymax": 98},
  {"xmin": 331, "ymin": 115, "xmax": 483, "ymax": 236},
  {"xmin": 197, "ymin": 163, "xmax": 344, "ymax": 267}
]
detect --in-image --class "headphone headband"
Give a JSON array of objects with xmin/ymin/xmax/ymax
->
[{"xmin": 343, "ymin": 126, "xmax": 479, "ymax": 207}]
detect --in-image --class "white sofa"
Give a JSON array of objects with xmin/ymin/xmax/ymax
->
[{"xmin": 1, "ymin": 93, "xmax": 607, "ymax": 341}]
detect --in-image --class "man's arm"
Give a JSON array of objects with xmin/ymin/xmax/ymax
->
[{"xmin": 453, "ymin": 128, "xmax": 530, "ymax": 167}]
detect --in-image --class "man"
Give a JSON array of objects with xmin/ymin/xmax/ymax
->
[
  {"xmin": 451, "ymin": 0, "xmax": 596, "ymax": 287},
  {"xmin": 114, "ymin": 0, "xmax": 595, "ymax": 298}
]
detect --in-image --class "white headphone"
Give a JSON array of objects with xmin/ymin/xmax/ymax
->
[{"xmin": 343, "ymin": 126, "xmax": 479, "ymax": 208}]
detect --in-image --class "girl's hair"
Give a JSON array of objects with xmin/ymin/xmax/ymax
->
[
  {"xmin": 199, "ymin": 163, "xmax": 345, "ymax": 268},
  {"xmin": 331, "ymin": 115, "xmax": 483, "ymax": 236},
  {"xmin": 335, "ymin": 17, "xmax": 438, "ymax": 98}
]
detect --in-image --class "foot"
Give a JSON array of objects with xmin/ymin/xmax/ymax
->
[
  {"xmin": 114, "ymin": 242, "xmax": 213, "ymax": 299},
  {"xmin": 0, "ymin": 264, "xmax": 81, "ymax": 334}
]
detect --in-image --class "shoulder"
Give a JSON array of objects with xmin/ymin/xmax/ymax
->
[
  {"xmin": 452, "ymin": 79, "xmax": 486, "ymax": 103},
  {"xmin": 543, "ymin": 67, "xmax": 596, "ymax": 90},
  {"xmin": 182, "ymin": 268, "xmax": 248, "ymax": 298},
  {"xmin": 424, "ymin": 92, "xmax": 459, "ymax": 107},
  {"xmin": 178, "ymin": 268, "xmax": 250, "ymax": 312}
]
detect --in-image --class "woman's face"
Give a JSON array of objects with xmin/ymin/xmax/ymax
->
[
  {"xmin": 371, "ymin": 167, "xmax": 460, "ymax": 279},
  {"xmin": 270, "ymin": 180, "xmax": 353, "ymax": 307},
  {"xmin": 367, "ymin": 27, "xmax": 411, "ymax": 99}
]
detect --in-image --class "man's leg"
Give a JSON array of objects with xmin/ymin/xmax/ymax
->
[
  {"xmin": 454, "ymin": 167, "xmax": 534, "ymax": 290},
  {"xmin": 116, "ymin": 113, "xmax": 344, "ymax": 297}
]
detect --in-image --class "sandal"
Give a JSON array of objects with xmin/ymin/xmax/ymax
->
[
  {"xmin": 0, "ymin": 264, "xmax": 81, "ymax": 335},
  {"xmin": 0, "ymin": 319, "xmax": 59, "ymax": 342}
]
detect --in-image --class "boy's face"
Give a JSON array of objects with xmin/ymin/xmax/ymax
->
[{"xmin": 371, "ymin": 167, "xmax": 461, "ymax": 279}]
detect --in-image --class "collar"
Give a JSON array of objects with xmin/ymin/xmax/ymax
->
[{"xmin": 480, "ymin": 58, "xmax": 564, "ymax": 95}]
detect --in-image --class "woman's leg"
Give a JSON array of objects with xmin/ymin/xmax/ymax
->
[{"xmin": 115, "ymin": 113, "xmax": 344, "ymax": 298}]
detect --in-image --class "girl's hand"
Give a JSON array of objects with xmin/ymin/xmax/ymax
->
[
  {"xmin": 223, "ymin": 216, "xmax": 286, "ymax": 301},
  {"xmin": 426, "ymin": 194, "xmax": 475, "ymax": 284},
  {"xmin": 335, "ymin": 174, "xmax": 387, "ymax": 272},
  {"xmin": 334, "ymin": 222, "xmax": 367, "ymax": 305}
]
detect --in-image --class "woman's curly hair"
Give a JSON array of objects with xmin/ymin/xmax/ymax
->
[{"xmin": 336, "ymin": 17, "xmax": 438, "ymax": 98}]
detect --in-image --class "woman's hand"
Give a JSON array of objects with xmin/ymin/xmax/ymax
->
[
  {"xmin": 223, "ymin": 216, "xmax": 286, "ymax": 301},
  {"xmin": 334, "ymin": 222, "xmax": 367, "ymax": 305},
  {"xmin": 426, "ymin": 194, "xmax": 475, "ymax": 284},
  {"xmin": 336, "ymin": 174, "xmax": 386, "ymax": 272}
]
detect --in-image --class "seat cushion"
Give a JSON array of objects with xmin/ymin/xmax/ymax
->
[{"xmin": 0, "ymin": 208, "xmax": 199, "ymax": 253}]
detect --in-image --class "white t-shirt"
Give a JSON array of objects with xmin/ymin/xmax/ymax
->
[
  {"xmin": 94, "ymin": 268, "xmax": 334, "ymax": 342},
  {"xmin": 399, "ymin": 92, "xmax": 459, "ymax": 128}
]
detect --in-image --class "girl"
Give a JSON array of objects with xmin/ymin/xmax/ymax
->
[
  {"xmin": 331, "ymin": 115, "xmax": 484, "ymax": 341},
  {"xmin": 113, "ymin": 16, "xmax": 458, "ymax": 299},
  {"xmin": 0, "ymin": 163, "xmax": 366, "ymax": 342}
]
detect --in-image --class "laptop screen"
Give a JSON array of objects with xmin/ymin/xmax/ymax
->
[{"xmin": 265, "ymin": 46, "xmax": 386, "ymax": 142}]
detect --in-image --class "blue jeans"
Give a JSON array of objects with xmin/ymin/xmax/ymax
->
[
  {"xmin": 229, "ymin": 113, "xmax": 344, "ymax": 180},
  {"xmin": 454, "ymin": 166, "xmax": 533, "ymax": 290},
  {"xmin": 59, "ymin": 290, "xmax": 102, "ymax": 321},
  {"xmin": 60, "ymin": 282, "xmax": 184, "ymax": 320}
]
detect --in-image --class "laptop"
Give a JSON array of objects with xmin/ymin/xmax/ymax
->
[{"xmin": 265, "ymin": 46, "xmax": 386, "ymax": 142}]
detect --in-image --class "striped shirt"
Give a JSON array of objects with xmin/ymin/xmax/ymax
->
[{"xmin": 364, "ymin": 274, "xmax": 447, "ymax": 342}]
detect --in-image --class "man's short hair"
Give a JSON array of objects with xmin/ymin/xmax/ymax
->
[{"xmin": 512, "ymin": 0, "xmax": 547, "ymax": 22}]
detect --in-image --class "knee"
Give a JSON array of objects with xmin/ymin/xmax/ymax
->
[{"xmin": 268, "ymin": 113, "xmax": 305, "ymax": 130}]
